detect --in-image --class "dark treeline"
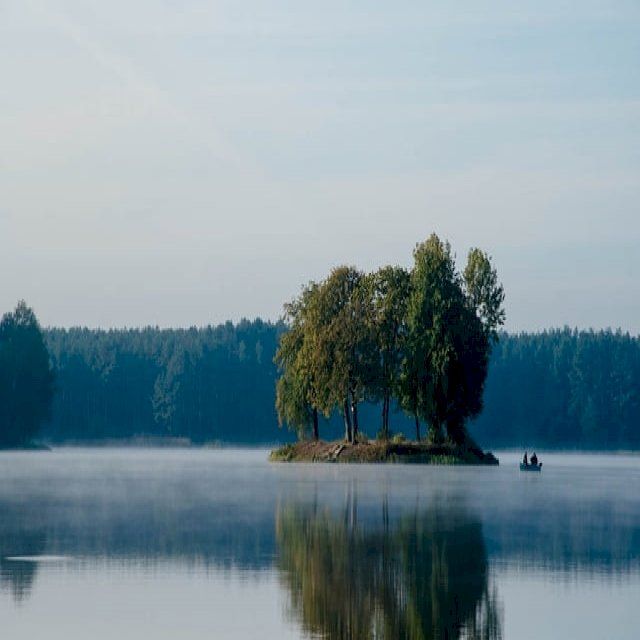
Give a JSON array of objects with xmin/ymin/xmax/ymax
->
[
  {"xmin": 2, "ymin": 301, "xmax": 640, "ymax": 449},
  {"xmin": 44, "ymin": 320, "xmax": 282, "ymax": 443},
  {"xmin": 39, "ymin": 324, "xmax": 640, "ymax": 449},
  {"xmin": 477, "ymin": 329, "xmax": 640, "ymax": 448}
]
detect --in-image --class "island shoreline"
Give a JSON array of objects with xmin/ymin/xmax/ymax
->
[{"xmin": 270, "ymin": 439, "xmax": 499, "ymax": 465}]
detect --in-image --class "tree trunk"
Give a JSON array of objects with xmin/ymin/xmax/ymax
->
[
  {"xmin": 351, "ymin": 394, "xmax": 359, "ymax": 442},
  {"xmin": 384, "ymin": 393, "xmax": 390, "ymax": 437},
  {"xmin": 343, "ymin": 399, "xmax": 352, "ymax": 443},
  {"xmin": 312, "ymin": 407, "xmax": 319, "ymax": 441},
  {"xmin": 380, "ymin": 394, "xmax": 387, "ymax": 439},
  {"xmin": 415, "ymin": 414, "xmax": 420, "ymax": 442}
]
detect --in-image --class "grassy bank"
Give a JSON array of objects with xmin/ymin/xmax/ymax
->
[{"xmin": 270, "ymin": 439, "xmax": 499, "ymax": 465}]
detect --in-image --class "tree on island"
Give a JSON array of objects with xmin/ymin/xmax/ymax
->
[
  {"xmin": 274, "ymin": 234, "xmax": 504, "ymax": 445},
  {"xmin": 402, "ymin": 236, "xmax": 505, "ymax": 443},
  {"xmin": 311, "ymin": 266, "xmax": 378, "ymax": 443},
  {"xmin": 275, "ymin": 267, "xmax": 379, "ymax": 443},
  {"xmin": 275, "ymin": 284, "xmax": 321, "ymax": 440},
  {"xmin": 367, "ymin": 266, "xmax": 411, "ymax": 440},
  {"xmin": 0, "ymin": 301, "xmax": 55, "ymax": 447}
]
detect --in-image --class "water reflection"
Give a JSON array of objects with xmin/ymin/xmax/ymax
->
[
  {"xmin": 276, "ymin": 494, "xmax": 502, "ymax": 640},
  {"xmin": 0, "ymin": 530, "xmax": 46, "ymax": 603},
  {"xmin": 0, "ymin": 450, "xmax": 639, "ymax": 639}
]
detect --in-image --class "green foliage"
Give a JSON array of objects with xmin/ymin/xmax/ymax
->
[
  {"xmin": 275, "ymin": 315, "xmax": 314, "ymax": 439},
  {"xmin": 316, "ymin": 266, "xmax": 379, "ymax": 441},
  {"xmin": 276, "ymin": 266, "xmax": 379, "ymax": 443},
  {"xmin": 464, "ymin": 248, "xmax": 506, "ymax": 341},
  {"xmin": 0, "ymin": 301, "xmax": 54, "ymax": 447},
  {"xmin": 367, "ymin": 266, "xmax": 410, "ymax": 438},
  {"xmin": 401, "ymin": 235, "xmax": 460, "ymax": 440},
  {"xmin": 268, "ymin": 442, "xmax": 297, "ymax": 461},
  {"xmin": 275, "ymin": 234, "xmax": 505, "ymax": 445},
  {"xmin": 274, "ymin": 282, "xmax": 326, "ymax": 440},
  {"xmin": 399, "ymin": 234, "xmax": 504, "ymax": 443}
]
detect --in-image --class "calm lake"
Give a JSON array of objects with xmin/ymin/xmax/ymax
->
[{"xmin": 1, "ymin": 448, "xmax": 638, "ymax": 639}]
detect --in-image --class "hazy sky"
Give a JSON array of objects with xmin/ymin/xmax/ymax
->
[{"xmin": 1, "ymin": 1, "xmax": 639, "ymax": 331}]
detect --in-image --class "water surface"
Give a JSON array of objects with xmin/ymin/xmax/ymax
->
[{"xmin": 0, "ymin": 449, "xmax": 638, "ymax": 639}]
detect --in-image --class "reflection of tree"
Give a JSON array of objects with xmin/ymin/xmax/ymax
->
[
  {"xmin": 276, "ymin": 497, "xmax": 502, "ymax": 640},
  {"xmin": 0, "ymin": 530, "xmax": 46, "ymax": 603}
]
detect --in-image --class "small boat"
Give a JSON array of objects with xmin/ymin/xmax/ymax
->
[{"xmin": 519, "ymin": 462, "xmax": 542, "ymax": 471}]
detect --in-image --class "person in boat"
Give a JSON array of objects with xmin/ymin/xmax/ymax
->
[
  {"xmin": 523, "ymin": 452, "xmax": 528, "ymax": 466},
  {"xmin": 530, "ymin": 452, "xmax": 538, "ymax": 466}
]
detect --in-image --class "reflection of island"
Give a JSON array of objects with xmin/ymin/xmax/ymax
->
[{"xmin": 276, "ymin": 496, "xmax": 502, "ymax": 640}]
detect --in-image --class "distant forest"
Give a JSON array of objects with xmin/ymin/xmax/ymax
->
[{"xmin": 43, "ymin": 322, "xmax": 640, "ymax": 449}]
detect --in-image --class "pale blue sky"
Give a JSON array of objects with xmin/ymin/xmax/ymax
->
[{"xmin": 1, "ymin": 1, "xmax": 639, "ymax": 331}]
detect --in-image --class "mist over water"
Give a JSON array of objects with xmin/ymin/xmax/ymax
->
[{"xmin": 1, "ymin": 449, "xmax": 639, "ymax": 639}]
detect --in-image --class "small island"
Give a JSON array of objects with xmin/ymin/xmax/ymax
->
[
  {"xmin": 271, "ymin": 235, "xmax": 504, "ymax": 465},
  {"xmin": 270, "ymin": 437, "xmax": 498, "ymax": 465}
]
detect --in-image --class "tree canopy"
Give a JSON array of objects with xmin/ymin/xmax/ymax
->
[
  {"xmin": 274, "ymin": 234, "xmax": 505, "ymax": 444},
  {"xmin": 0, "ymin": 301, "xmax": 54, "ymax": 447}
]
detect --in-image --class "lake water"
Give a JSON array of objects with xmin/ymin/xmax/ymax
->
[{"xmin": 0, "ymin": 449, "xmax": 638, "ymax": 639}]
